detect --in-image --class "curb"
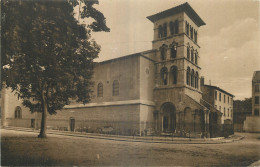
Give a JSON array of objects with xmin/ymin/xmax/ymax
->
[
  {"xmin": 249, "ymin": 160, "xmax": 260, "ymax": 167},
  {"xmin": 1, "ymin": 126, "xmax": 244, "ymax": 144}
]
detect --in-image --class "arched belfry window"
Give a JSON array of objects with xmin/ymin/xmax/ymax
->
[
  {"xmin": 163, "ymin": 23, "xmax": 167, "ymax": 37},
  {"xmin": 160, "ymin": 67, "xmax": 168, "ymax": 85},
  {"xmin": 194, "ymin": 30, "xmax": 197, "ymax": 43},
  {"xmin": 169, "ymin": 21, "xmax": 174, "ymax": 35},
  {"xmin": 190, "ymin": 26, "xmax": 193, "ymax": 40},
  {"xmin": 174, "ymin": 20, "xmax": 179, "ymax": 34},
  {"xmin": 170, "ymin": 66, "xmax": 178, "ymax": 84},
  {"xmin": 185, "ymin": 21, "xmax": 189, "ymax": 35},
  {"xmin": 195, "ymin": 51, "xmax": 198, "ymax": 65},
  {"xmin": 191, "ymin": 69, "xmax": 195, "ymax": 87},
  {"xmin": 186, "ymin": 67, "xmax": 190, "ymax": 85},
  {"xmin": 158, "ymin": 25, "xmax": 163, "ymax": 38},
  {"xmin": 195, "ymin": 72, "xmax": 199, "ymax": 89},
  {"xmin": 160, "ymin": 45, "xmax": 167, "ymax": 61},
  {"xmin": 97, "ymin": 82, "xmax": 103, "ymax": 97},
  {"xmin": 171, "ymin": 44, "xmax": 177, "ymax": 59},
  {"xmin": 15, "ymin": 106, "xmax": 22, "ymax": 119},
  {"xmin": 191, "ymin": 49, "xmax": 194, "ymax": 63},
  {"xmin": 187, "ymin": 46, "xmax": 190, "ymax": 60},
  {"xmin": 113, "ymin": 80, "xmax": 119, "ymax": 96}
]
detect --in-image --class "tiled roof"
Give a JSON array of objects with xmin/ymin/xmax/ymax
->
[
  {"xmin": 203, "ymin": 85, "xmax": 234, "ymax": 97},
  {"xmin": 147, "ymin": 2, "xmax": 206, "ymax": 27}
]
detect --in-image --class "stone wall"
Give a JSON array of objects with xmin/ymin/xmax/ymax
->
[
  {"xmin": 243, "ymin": 116, "xmax": 260, "ymax": 132},
  {"xmin": 48, "ymin": 104, "xmax": 141, "ymax": 135}
]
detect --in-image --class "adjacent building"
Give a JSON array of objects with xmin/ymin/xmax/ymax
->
[
  {"xmin": 252, "ymin": 71, "xmax": 260, "ymax": 116},
  {"xmin": 201, "ymin": 78, "xmax": 234, "ymax": 124},
  {"xmin": 1, "ymin": 3, "xmax": 234, "ymax": 137},
  {"xmin": 200, "ymin": 78, "xmax": 234, "ymax": 137},
  {"xmin": 243, "ymin": 71, "xmax": 260, "ymax": 132}
]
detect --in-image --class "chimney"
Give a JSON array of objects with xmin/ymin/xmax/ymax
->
[{"xmin": 201, "ymin": 76, "xmax": 205, "ymax": 86}]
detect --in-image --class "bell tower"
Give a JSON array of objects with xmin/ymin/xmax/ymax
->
[{"xmin": 147, "ymin": 2, "xmax": 205, "ymax": 102}]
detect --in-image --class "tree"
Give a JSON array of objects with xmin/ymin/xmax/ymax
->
[
  {"xmin": 1, "ymin": 0, "xmax": 109, "ymax": 138},
  {"xmin": 233, "ymin": 98, "xmax": 252, "ymax": 123}
]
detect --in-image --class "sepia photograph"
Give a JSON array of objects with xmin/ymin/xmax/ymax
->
[{"xmin": 1, "ymin": 0, "xmax": 260, "ymax": 166}]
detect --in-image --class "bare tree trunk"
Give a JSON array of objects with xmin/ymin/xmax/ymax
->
[{"xmin": 38, "ymin": 90, "xmax": 48, "ymax": 138}]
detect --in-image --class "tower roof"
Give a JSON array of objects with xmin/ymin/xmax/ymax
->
[
  {"xmin": 253, "ymin": 70, "xmax": 260, "ymax": 82},
  {"xmin": 147, "ymin": 2, "xmax": 206, "ymax": 27}
]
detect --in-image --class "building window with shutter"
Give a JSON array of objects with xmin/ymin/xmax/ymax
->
[{"xmin": 255, "ymin": 96, "xmax": 259, "ymax": 104}]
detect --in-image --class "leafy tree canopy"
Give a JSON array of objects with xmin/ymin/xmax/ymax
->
[{"xmin": 1, "ymin": 0, "xmax": 109, "ymax": 137}]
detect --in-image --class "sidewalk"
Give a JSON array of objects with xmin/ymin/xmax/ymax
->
[{"xmin": 1, "ymin": 126, "xmax": 244, "ymax": 144}]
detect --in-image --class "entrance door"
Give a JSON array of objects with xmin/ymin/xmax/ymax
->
[
  {"xmin": 163, "ymin": 116, "xmax": 169, "ymax": 131},
  {"xmin": 209, "ymin": 112, "xmax": 218, "ymax": 138},
  {"xmin": 31, "ymin": 119, "xmax": 35, "ymax": 128},
  {"xmin": 161, "ymin": 102, "xmax": 176, "ymax": 133},
  {"xmin": 70, "ymin": 118, "xmax": 75, "ymax": 132}
]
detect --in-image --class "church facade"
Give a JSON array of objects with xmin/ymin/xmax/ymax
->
[{"xmin": 1, "ymin": 3, "xmax": 230, "ymax": 137}]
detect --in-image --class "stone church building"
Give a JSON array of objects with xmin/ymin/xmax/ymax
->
[{"xmin": 1, "ymin": 3, "xmax": 231, "ymax": 137}]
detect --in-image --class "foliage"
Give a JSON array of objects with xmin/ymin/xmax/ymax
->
[
  {"xmin": 1, "ymin": 0, "xmax": 109, "ymax": 137},
  {"xmin": 234, "ymin": 98, "xmax": 252, "ymax": 113}
]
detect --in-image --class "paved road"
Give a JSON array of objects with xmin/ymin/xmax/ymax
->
[{"xmin": 1, "ymin": 129, "xmax": 260, "ymax": 166}]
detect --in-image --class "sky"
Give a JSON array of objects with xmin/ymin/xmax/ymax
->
[{"xmin": 79, "ymin": 0, "xmax": 260, "ymax": 100}]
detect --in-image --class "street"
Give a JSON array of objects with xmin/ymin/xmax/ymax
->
[{"xmin": 1, "ymin": 129, "xmax": 260, "ymax": 166}]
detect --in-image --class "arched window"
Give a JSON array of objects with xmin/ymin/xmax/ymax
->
[
  {"xmin": 194, "ymin": 30, "xmax": 197, "ymax": 43},
  {"xmin": 191, "ymin": 69, "xmax": 195, "ymax": 87},
  {"xmin": 186, "ymin": 67, "xmax": 190, "ymax": 85},
  {"xmin": 160, "ymin": 67, "xmax": 168, "ymax": 85},
  {"xmin": 224, "ymin": 107, "xmax": 226, "ymax": 116},
  {"xmin": 15, "ymin": 106, "xmax": 22, "ymax": 119},
  {"xmin": 195, "ymin": 51, "xmax": 198, "ymax": 65},
  {"xmin": 174, "ymin": 20, "xmax": 179, "ymax": 34},
  {"xmin": 170, "ymin": 45, "xmax": 177, "ymax": 58},
  {"xmin": 97, "ymin": 82, "xmax": 103, "ymax": 97},
  {"xmin": 187, "ymin": 46, "xmax": 190, "ymax": 60},
  {"xmin": 191, "ymin": 49, "xmax": 194, "ymax": 63},
  {"xmin": 190, "ymin": 26, "xmax": 193, "ymax": 39},
  {"xmin": 163, "ymin": 23, "xmax": 167, "ymax": 37},
  {"xmin": 113, "ymin": 80, "xmax": 119, "ymax": 96},
  {"xmin": 195, "ymin": 72, "xmax": 199, "ymax": 89},
  {"xmin": 170, "ymin": 66, "xmax": 178, "ymax": 84},
  {"xmin": 158, "ymin": 25, "xmax": 163, "ymax": 38},
  {"xmin": 160, "ymin": 45, "xmax": 167, "ymax": 61},
  {"xmin": 169, "ymin": 21, "xmax": 174, "ymax": 35},
  {"xmin": 185, "ymin": 21, "xmax": 189, "ymax": 35}
]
